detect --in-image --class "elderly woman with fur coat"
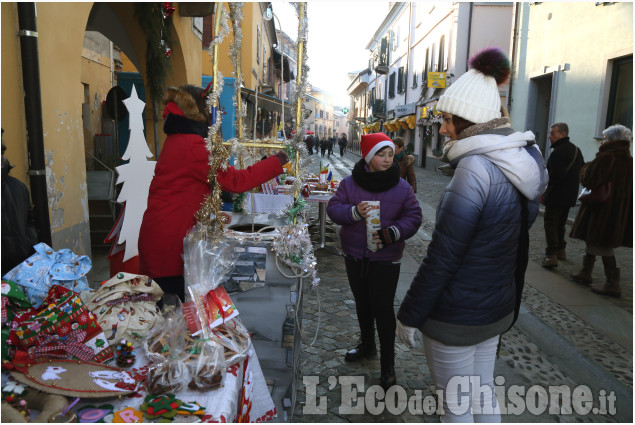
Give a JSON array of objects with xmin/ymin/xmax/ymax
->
[
  {"xmin": 138, "ymin": 85, "xmax": 287, "ymax": 301},
  {"xmin": 569, "ymin": 124, "xmax": 633, "ymax": 297}
]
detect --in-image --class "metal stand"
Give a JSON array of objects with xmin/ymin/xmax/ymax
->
[{"xmin": 313, "ymin": 202, "xmax": 341, "ymax": 255}]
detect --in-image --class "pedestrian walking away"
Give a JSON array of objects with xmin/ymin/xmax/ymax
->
[
  {"xmin": 396, "ymin": 48, "xmax": 548, "ymax": 423},
  {"xmin": 569, "ymin": 124, "xmax": 633, "ymax": 297},
  {"xmin": 541, "ymin": 122, "xmax": 585, "ymax": 268},
  {"xmin": 327, "ymin": 136, "xmax": 334, "ymax": 157},
  {"xmin": 339, "ymin": 133, "xmax": 348, "ymax": 157},
  {"xmin": 392, "ymin": 136, "xmax": 417, "ymax": 192},
  {"xmin": 320, "ymin": 137, "xmax": 327, "ymax": 157},
  {"xmin": 327, "ymin": 132, "xmax": 422, "ymax": 391},
  {"xmin": 305, "ymin": 134, "xmax": 314, "ymax": 155}
]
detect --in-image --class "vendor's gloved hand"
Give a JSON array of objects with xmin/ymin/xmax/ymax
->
[
  {"xmin": 396, "ymin": 320, "xmax": 416, "ymax": 348},
  {"xmin": 377, "ymin": 226, "xmax": 398, "ymax": 246},
  {"xmin": 273, "ymin": 150, "xmax": 288, "ymax": 166}
]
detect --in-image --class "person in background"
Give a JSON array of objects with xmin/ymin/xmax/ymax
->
[
  {"xmin": 328, "ymin": 135, "xmax": 335, "ymax": 157},
  {"xmin": 541, "ymin": 122, "xmax": 585, "ymax": 268},
  {"xmin": 138, "ymin": 85, "xmax": 287, "ymax": 301},
  {"xmin": 396, "ymin": 48, "xmax": 548, "ymax": 422},
  {"xmin": 305, "ymin": 134, "xmax": 314, "ymax": 155},
  {"xmin": 327, "ymin": 132, "xmax": 422, "ymax": 391},
  {"xmin": 392, "ymin": 136, "xmax": 417, "ymax": 192},
  {"xmin": 339, "ymin": 133, "xmax": 348, "ymax": 157},
  {"xmin": 1, "ymin": 133, "xmax": 38, "ymax": 276},
  {"xmin": 320, "ymin": 137, "xmax": 327, "ymax": 157},
  {"xmin": 569, "ymin": 124, "xmax": 632, "ymax": 297}
]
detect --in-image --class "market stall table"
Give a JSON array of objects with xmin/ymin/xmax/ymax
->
[{"xmin": 69, "ymin": 343, "xmax": 276, "ymax": 423}]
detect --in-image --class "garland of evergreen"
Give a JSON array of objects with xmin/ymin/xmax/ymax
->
[{"xmin": 134, "ymin": 3, "xmax": 173, "ymax": 120}]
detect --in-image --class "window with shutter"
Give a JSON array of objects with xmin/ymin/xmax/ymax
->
[
  {"xmin": 389, "ymin": 72, "xmax": 396, "ymax": 98},
  {"xmin": 397, "ymin": 67, "xmax": 405, "ymax": 94}
]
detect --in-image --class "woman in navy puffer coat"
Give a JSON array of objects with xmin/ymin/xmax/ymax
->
[
  {"xmin": 327, "ymin": 132, "xmax": 422, "ymax": 390},
  {"xmin": 397, "ymin": 48, "xmax": 548, "ymax": 422}
]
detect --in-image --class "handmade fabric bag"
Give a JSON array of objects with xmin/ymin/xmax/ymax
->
[
  {"xmin": 80, "ymin": 273, "xmax": 163, "ymax": 347},
  {"xmin": 9, "ymin": 284, "xmax": 114, "ymax": 364},
  {"xmin": 2, "ymin": 242, "xmax": 91, "ymax": 308},
  {"xmin": 1, "ymin": 279, "xmax": 33, "ymax": 361}
]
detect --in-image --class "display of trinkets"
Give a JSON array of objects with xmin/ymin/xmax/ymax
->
[{"xmin": 115, "ymin": 339, "xmax": 136, "ymax": 368}]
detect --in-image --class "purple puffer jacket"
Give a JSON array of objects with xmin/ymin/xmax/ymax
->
[{"xmin": 326, "ymin": 175, "xmax": 422, "ymax": 261}]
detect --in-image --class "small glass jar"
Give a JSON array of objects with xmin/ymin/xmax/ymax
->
[{"xmin": 48, "ymin": 410, "xmax": 78, "ymax": 423}]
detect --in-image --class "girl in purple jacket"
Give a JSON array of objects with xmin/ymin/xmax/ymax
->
[{"xmin": 326, "ymin": 132, "xmax": 422, "ymax": 390}]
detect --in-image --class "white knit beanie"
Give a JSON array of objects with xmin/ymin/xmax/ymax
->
[{"xmin": 437, "ymin": 47, "xmax": 511, "ymax": 124}]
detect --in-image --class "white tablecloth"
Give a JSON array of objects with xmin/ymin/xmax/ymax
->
[{"xmin": 244, "ymin": 193, "xmax": 294, "ymax": 214}]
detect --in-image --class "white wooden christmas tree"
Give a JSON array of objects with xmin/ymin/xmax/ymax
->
[{"xmin": 113, "ymin": 85, "xmax": 156, "ymax": 261}]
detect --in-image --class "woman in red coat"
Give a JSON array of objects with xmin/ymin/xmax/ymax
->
[{"xmin": 138, "ymin": 85, "xmax": 287, "ymax": 300}]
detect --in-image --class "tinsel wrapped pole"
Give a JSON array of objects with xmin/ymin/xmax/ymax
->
[
  {"xmin": 293, "ymin": 2, "xmax": 306, "ymax": 221},
  {"xmin": 228, "ymin": 3, "xmax": 245, "ymax": 169},
  {"xmin": 194, "ymin": 2, "xmax": 229, "ymax": 239}
]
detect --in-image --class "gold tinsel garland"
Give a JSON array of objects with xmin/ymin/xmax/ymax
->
[{"xmin": 194, "ymin": 5, "xmax": 231, "ymax": 239}]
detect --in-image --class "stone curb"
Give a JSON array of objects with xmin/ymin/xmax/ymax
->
[{"xmin": 516, "ymin": 305, "xmax": 632, "ymax": 422}]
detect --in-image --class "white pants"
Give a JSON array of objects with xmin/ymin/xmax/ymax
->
[{"xmin": 423, "ymin": 334, "xmax": 501, "ymax": 423}]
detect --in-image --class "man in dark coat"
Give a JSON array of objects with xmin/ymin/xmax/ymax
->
[
  {"xmin": 338, "ymin": 134, "xmax": 348, "ymax": 156},
  {"xmin": 2, "ymin": 138, "xmax": 38, "ymax": 275},
  {"xmin": 305, "ymin": 135, "xmax": 314, "ymax": 155},
  {"xmin": 541, "ymin": 122, "xmax": 585, "ymax": 268}
]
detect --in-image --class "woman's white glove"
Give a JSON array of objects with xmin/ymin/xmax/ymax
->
[{"xmin": 396, "ymin": 320, "xmax": 416, "ymax": 347}]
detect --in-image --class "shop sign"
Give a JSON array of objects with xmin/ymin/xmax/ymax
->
[
  {"xmin": 427, "ymin": 72, "xmax": 446, "ymax": 88},
  {"xmin": 394, "ymin": 102, "xmax": 416, "ymax": 117}
]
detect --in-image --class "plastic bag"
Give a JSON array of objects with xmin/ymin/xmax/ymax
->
[
  {"xmin": 144, "ymin": 296, "xmax": 190, "ymax": 394},
  {"xmin": 211, "ymin": 317, "xmax": 251, "ymax": 364},
  {"xmin": 182, "ymin": 224, "xmax": 251, "ymax": 364},
  {"xmin": 187, "ymin": 338, "xmax": 225, "ymax": 391},
  {"xmin": 183, "ymin": 224, "xmax": 237, "ymax": 338}
]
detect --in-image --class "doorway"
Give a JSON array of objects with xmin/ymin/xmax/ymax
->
[{"xmin": 526, "ymin": 73, "xmax": 555, "ymax": 156}]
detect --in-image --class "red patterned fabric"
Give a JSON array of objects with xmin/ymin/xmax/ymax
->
[{"xmin": 9, "ymin": 285, "xmax": 114, "ymax": 364}]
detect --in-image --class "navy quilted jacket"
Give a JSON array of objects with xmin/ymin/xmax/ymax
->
[{"xmin": 398, "ymin": 129, "xmax": 548, "ymax": 328}]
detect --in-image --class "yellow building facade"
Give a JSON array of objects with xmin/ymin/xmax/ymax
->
[{"xmin": 1, "ymin": 2, "xmax": 205, "ymax": 257}]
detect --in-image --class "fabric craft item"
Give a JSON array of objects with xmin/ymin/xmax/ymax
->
[
  {"xmin": 77, "ymin": 404, "xmax": 115, "ymax": 423},
  {"xmin": 1, "ymin": 279, "xmax": 33, "ymax": 361},
  {"xmin": 10, "ymin": 360, "xmax": 139, "ymax": 398},
  {"xmin": 80, "ymin": 273, "xmax": 163, "ymax": 347},
  {"xmin": 360, "ymin": 132, "xmax": 394, "ymax": 164},
  {"xmin": 2, "ymin": 242, "xmax": 91, "ymax": 308},
  {"xmin": 140, "ymin": 394, "xmax": 183, "ymax": 420},
  {"xmin": 9, "ymin": 285, "xmax": 114, "ymax": 364},
  {"xmin": 112, "ymin": 407, "xmax": 144, "ymax": 423}
]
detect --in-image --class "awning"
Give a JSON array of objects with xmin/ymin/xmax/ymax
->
[
  {"xmin": 241, "ymin": 87, "xmax": 293, "ymax": 118},
  {"xmin": 273, "ymin": 50, "xmax": 294, "ymax": 83}
]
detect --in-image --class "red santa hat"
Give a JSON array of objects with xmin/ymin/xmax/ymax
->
[{"xmin": 361, "ymin": 132, "xmax": 394, "ymax": 164}]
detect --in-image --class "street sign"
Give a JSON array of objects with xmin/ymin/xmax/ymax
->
[
  {"xmin": 342, "ymin": 108, "xmax": 349, "ymax": 114},
  {"xmin": 427, "ymin": 72, "xmax": 446, "ymax": 88}
]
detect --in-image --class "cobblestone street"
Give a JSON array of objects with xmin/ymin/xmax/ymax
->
[{"xmin": 292, "ymin": 151, "xmax": 632, "ymax": 422}]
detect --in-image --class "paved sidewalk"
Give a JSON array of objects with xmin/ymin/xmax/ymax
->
[{"xmin": 292, "ymin": 151, "xmax": 632, "ymax": 422}]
